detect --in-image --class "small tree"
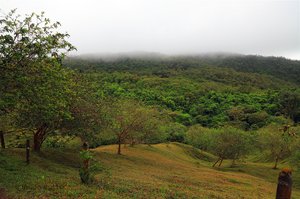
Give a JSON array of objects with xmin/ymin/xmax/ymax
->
[
  {"xmin": 140, "ymin": 115, "xmax": 168, "ymax": 146},
  {"xmin": 211, "ymin": 127, "xmax": 250, "ymax": 167},
  {"xmin": 185, "ymin": 124, "xmax": 213, "ymax": 151},
  {"xmin": 163, "ymin": 122, "xmax": 187, "ymax": 143},
  {"xmin": 109, "ymin": 100, "xmax": 162, "ymax": 155},
  {"xmin": 259, "ymin": 124, "xmax": 295, "ymax": 169}
]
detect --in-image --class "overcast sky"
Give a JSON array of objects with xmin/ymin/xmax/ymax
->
[{"xmin": 1, "ymin": 0, "xmax": 299, "ymax": 59}]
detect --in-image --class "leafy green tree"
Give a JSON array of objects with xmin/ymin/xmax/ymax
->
[
  {"xmin": 0, "ymin": 10, "xmax": 75, "ymax": 151},
  {"xmin": 211, "ymin": 127, "xmax": 251, "ymax": 167},
  {"xmin": 61, "ymin": 73, "xmax": 107, "ymax": 146},
  {"xmin": 108, "ymin": 100, "xmax": 163, "ymax": 154},
  {"xmin": 259, "ymin": 124, "xmax": 296, "ymax": 169},
  {"xmin": 139, "ymin": 117, "xmax": 168, "ymax": 145},
  {"xmin": 163, "ymin": 122, "xmax": 187, "ymax": 143},
  {"xmin": 16, "ymin": 62, "xmax": 73, "ymax": 151},
  {"xmin": 185, "ymin": 124, "xmax": 213, "ymax": 151},
  {"xmin": 279, "ymin": 90, "xmax": 300, "ymax": 123}
]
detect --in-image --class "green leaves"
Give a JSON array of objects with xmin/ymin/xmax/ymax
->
[{"xmin": 0, "ymin": 10, "xmax": 76, "ymax": 150}]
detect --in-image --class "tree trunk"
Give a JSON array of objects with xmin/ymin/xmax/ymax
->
[
  {"xmin": 117, "ymin": 136, "xmax": 122, "ymax": 155},
  {"xmin": 0, "ymin": 131, "xmax": 5, "ymax": 149},
  {"xmin": 33, "ymin": 124, "xmax": 48, "ymax": 152},
  {"xmin": 273, "ymin": 156, "xmax": 279, "ymax": 169},
  {"xmin": 213, "ymin": 157, "xmax": 221, "ymax": 167},
  {"xmin": 218, "ymin": 158, "xmax": 224, "ymax": 167}
]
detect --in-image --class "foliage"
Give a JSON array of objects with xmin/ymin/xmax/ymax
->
[
  {"xmin": 0, "ymin": 10, "xmax": 76, "ymax": 151},
  {"xmin": 258, "ymin": 124, "xmax": 297, "ymax": 169},
  {"xmin": 44, "ymin": 135, "xmax": 75, "ymax": 148},
  {"xmin": 107, "ymin": 99, "xmax": 165, "ymax": 154},
  {"xmin": 278, "ymin": 90, "xmax": 300, "ymax": 123},
  {"xmin": 163, "ymin": 122, "xmax": 187, "ymax": 143},
  {"xmin": 79, "ymin": 150, "xmax": 99, "ymax": 184},
  {"xmin": 210, "ymin": 127, "xmax": 252, "ymax": 166},
  {"xmin": 184, "ymin": 125, "xmax": 213, "ymax": 151}
]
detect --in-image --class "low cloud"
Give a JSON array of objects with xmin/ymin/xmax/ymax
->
[{"xmin": 1, "ymin": 0, "xmax": 299, "ymax": 59}]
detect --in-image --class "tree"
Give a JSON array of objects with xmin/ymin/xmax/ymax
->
[
  {"xmin": 61, "ymin": 73, "xmax": 106, "ymax": 146},
  {"xmin": 259, "ymin": 124, "xmax": 296, "ymax": 169},
  {"xmin": 16, "ymin": 62, "xmax": 74, "ymax": 151},
  {"xmin": 0, "ymin": 10, "xmax": 75, "ymax": 151},
  {"xmin": 139, "ymin": 113, "xmax": 168, "ymax": 145},
  {"xmin": 184, "ymin": 124, "xmax": 213, "ymax": 151},
  {"xmin": 211, "ymin": 127, "xmax": 251, "ymax": 167},
  {"xmin": 109, "ymin": 100, "xmax": 162, "ymax": 155},
  {"xmin": 279, "ymin": 90, "xmax": 300, "ymax": 123},
  {"xmin": 163, "ymin": 122, "xmax": 187, "ymax": 143},
  {"xmin": 0, "ymin": 112, "xmax": 17, "ymax": 149}
]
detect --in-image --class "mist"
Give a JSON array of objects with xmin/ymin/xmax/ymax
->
[{"xmin": 1, "ymin": 0, "xmax": 299, "ymax": 59}]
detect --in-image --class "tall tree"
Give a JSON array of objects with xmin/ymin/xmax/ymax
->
[{"xmin": 0, "ymin": 10, "xmax": 75, "ymax": 151}]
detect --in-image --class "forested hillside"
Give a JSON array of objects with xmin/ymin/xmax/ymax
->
[
  {"xmin": 65, "ymin": 54, "xmax": 300, "ymax": 84},
  {"xmin": 64, "ymin": 55, "xmax": 300, "ymax": 130}
]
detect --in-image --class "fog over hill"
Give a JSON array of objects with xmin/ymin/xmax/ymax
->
[
  {"xmin": 68, "ymin": 52, "xmax": 298, "ymax": 62},
  {"xmin": 65, "ymin": 52, "xmax": 300, "ymax": 85}
]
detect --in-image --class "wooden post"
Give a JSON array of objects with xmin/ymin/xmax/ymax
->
[
  {"xmin": 80, "ymin": 142, "xmax": 90, "ymax": 183},
  {"xmin": 0, "ymin": 131, "xmax": 5, "ymax": 149},
  {"xmin": 26, "ymin": 139, "xmax": 30, "ymax": 165},
  {"xmin": 82, "ymin": 142, "xmax": 89, "ymax": 171},
  {"xmin": 83, "ymin": 142, "xmax": 89, "ymax": 151},
  {"xmin": 276, "ymin": 168, "xmax": 292, "ymax": 199}
]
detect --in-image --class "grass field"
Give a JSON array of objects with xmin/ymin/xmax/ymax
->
[{"xmin": 0, "ymin": 143, "xmax": 299, "ymax": 198}]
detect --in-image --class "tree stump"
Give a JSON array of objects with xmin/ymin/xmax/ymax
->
[{"xmin": 276, "ymin": 168, "xmax": 292, "ymax": 199}]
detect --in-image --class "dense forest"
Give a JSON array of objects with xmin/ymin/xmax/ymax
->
[{"xmin": 64, "ymin": 54, "xmax": 300, "ymax": 129}]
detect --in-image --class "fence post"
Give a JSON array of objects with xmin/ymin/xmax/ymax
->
[
  {"xmin": 26, "ymin": 139, "xmax": 30, "ymax": 164},
  {"xmin": 79, "ymin": 142, "xmax": 91, "ymax": 183},
  {"xmin": 0, "ymin": 131, "xmax": 5, "ymax": 149},
  {"xmin": 276, "ymin": 168, "xmax": 292, "ymax": 199},
  {"xmin": 82, "ymin": 142, "xmax": 89, "ymax": 170}
]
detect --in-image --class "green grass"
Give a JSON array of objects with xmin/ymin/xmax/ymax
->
[{"xmin": 0, "ymin": 143, "xmax": 299, "ymax": 198}]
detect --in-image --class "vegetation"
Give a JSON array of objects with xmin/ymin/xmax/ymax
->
[
  {"xmin": 1, "ymin": 10, "xmax": 300, "ymax": 198},
  {"xmin": 1, "ymin": 143, "xmax": 300, "ymax": 198}
]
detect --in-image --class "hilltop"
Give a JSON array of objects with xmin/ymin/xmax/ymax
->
[{"xmin": 65, "ymin": 53, "xmax": 300, "ymax": 85}]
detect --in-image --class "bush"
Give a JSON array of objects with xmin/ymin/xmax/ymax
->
[
  {"xmin": 184, "ymin": 125, "xmax": 213, "ymax": 151},
  {"xmin": 163, "ymin": 122, "xmax": 187, "ymax": 142}
]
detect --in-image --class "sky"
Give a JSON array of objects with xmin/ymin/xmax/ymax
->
[{"xmin": 1, "ymin": 0, "xmax": 300, "ymax": 60}]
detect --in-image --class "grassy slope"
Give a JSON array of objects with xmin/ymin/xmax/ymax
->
[{"xmin": 0, "ymin": 143, "xmax": 299, "ymax": 199}]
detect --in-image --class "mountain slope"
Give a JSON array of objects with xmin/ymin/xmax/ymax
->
[
  {"xmin": 1, "ymin": 143, "xmax": 299, "ymax": 198},
  {"xmin": 64, "ymin": 54, "xmax": 300, "ymax": 85}
]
